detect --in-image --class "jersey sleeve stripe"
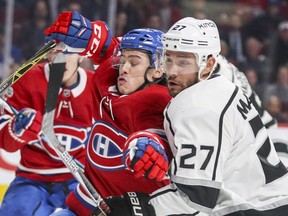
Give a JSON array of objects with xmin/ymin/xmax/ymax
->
[
  {"xmin": 212, "ymin": 86, "xmax": 239, "ymax": 180},
  {"xmin": 175, "ymin": 182, "xmax": 220, "ymax": 209}
]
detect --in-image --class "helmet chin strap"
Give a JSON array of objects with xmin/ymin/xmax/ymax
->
[
  {"xmin": 135, "ymin": 66, "xmax": 154, "ymax": 91},
  {"xmin": 135, "ymin": 66, "xmax": 167, "ymax": 91}
]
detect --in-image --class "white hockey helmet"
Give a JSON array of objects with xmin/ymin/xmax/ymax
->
[{"xmin": 162, "ymin": 17, "xmax": 221, "ymax": 78}]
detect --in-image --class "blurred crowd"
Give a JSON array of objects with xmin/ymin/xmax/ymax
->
[{"xmin": 1, "ymin": 0, "xmax": 288, "ymax": 123}]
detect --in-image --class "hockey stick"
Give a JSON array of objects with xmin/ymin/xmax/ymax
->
[
  {"xmin": 0, "ymin": 40, "xmax": 56, "ymax": 94},
  {"xmin": 41, "ymin": 53, "xmax": 109, "ymax": 216}
]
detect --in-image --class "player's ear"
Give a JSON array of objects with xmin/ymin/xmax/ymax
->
[
  {"xmin": 150, "ymin": 68, "xmax": 163, "ymax": 80},
  {"xmin": 199, "ymin": 56, "xmax": 216, "ymax": 80}
]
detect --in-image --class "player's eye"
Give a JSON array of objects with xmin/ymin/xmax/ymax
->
[{"xmin": 178, "ymin": 59, "xmax": 191, "ymax": 67}]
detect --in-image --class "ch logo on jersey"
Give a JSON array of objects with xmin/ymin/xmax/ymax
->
[
  {"xmin": 40, "ymin": 125, "xmax": 88, "ymax": 160},
  {"xmin": 87, "ymin": 121, "xmax": 127, "ymax": 171}
]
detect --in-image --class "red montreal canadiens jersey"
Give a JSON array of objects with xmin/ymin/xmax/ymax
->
[
  {"xmin": 3, "ymin": 62, "xmax": 95, "ymax": 182},
  {"xmin": 79, "ymin": 57, "xmax": 172, "ymax": 199}
]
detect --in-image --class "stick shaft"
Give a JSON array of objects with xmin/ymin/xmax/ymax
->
[{"xmin": 42, "ymin": 53, "xmax": 107, "ymax": 215}]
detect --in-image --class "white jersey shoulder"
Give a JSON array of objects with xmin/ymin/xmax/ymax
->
[{"xmin": 151, "ymin": 75, "xmax": 288, "ymax": 216}]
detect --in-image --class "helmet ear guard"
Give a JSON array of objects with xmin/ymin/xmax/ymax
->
[{"xmin": 162, "ymin": 17, "xmax": 221, "ymax": 80}]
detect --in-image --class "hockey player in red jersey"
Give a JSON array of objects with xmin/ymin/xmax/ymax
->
[
  {"xmin": 43, "ymin": 11, "xmax": 172, "ymax": 215},
  {"xmin": 0, "ymin": 52, "xmax": 95, "ymax": 216},
  {"xmin": 93, "ymin": 18, "xmax": 288, "ymax": 216}
]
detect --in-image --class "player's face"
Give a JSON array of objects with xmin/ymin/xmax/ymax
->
[
  {"xmin": 117, "ymin": 50, "xmax": 150, "ymax": 95},
  {"xmin": 48, "ymin": 52, "xmax": 81, "ymax": 87},
  {"xmin": 62, "ymin": 54, "xmax": 81, "ymax": 86},
  {"xmin": 164, "ymin": 51, "xmax": 199, "ymax": 97}
]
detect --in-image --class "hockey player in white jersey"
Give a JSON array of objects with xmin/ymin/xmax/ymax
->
[
  {"xmin": 217, "ymin": 55, "xmax": 288, "ymax": 168},
  {"xmin": 101, "ymin": 17, "xmax": 288, "ymax": 216}
]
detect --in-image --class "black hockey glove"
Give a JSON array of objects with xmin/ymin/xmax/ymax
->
[{"xmin": 103, "ymin": 192, "xmax": 156, "ymax": 216}]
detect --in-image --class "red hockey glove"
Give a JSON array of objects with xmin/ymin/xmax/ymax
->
[
  {"xmin": 123, "ymin": 131, "xmax": 169, "ymax": 181},
  {"xmin": 44, "ymin": 11, "xmax": 111, "ymax": 58},
  {"xmin": 102, "ymin": 192, "xmax": 155, "ymax": 216},
  {"xmin": 9, "ymin": 108, "xmax": 42, "ymax": 144}
]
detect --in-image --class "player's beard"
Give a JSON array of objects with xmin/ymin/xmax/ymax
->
[{"xmin": 168, "ymin": 72, "xmax": 199, "ymax": 97}]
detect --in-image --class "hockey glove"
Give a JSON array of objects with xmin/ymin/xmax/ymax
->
[
  {"xmin": 9, "ymin": 108, "xmax": 42, "ymax": 144},
  {"xmin": 44, "ymin": 11, "xmax": 111, "ymax": 57},
  {"xmin": 103, "ymin": 192, "xmax": 155, "ymax": 216},
  {"xmin": 123, "ymin": 131, "xmax": 169, "ymax": 181}
]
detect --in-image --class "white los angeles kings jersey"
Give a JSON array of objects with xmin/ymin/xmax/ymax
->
[{"xmin": 150, "ymin": 75, "xmax": 288, "ymax": 216}]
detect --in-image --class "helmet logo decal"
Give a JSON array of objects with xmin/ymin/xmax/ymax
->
[
  {"xmin": 198, "ymin": 22, "xmax": 216, "ymax": 29},
  {"xmin": 165, "ymin": 37, "xmax": 180, "ymax": 42},
  {"xmin": 123, "ymin": 36, "xmax": 136, "ymax": 40}
]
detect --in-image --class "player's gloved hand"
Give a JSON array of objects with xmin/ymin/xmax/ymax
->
[
  {"xmin": 9, "ymin": 108, "xmax": 42, "ymax": 144},
  {"xmin": 44, "ymin": 11, "xmax": 111, "ymax": 57},
  {"xmin": 123, "ymin": 131, "xmax": 169, "ymax": 181},
  {"xmin": 102, "ymin": 192, "xmax": 155, "ymax": 216}
]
